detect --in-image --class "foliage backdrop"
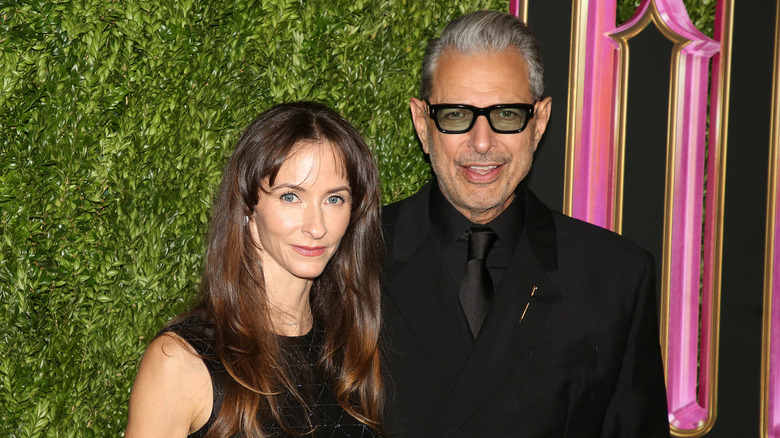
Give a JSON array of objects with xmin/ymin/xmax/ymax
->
[
  {"xmin": 0, "ymin": 0, "xmax": 505, "ymax": 434},
  {"xmin": 0, "ymin": 0, "xmax": 716, "ymax": 435}
]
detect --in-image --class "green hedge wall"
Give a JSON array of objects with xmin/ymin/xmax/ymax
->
[
  {"xmin": 0, "ymin": 0, "xmax": 505, "ymax": 435},
  {"xmin": 0, "ymin": 0, "xmax": 716, "ymax": 435}
]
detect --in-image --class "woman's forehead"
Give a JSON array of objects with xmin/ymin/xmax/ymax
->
[{"xmin": 268, "ymin": 141, "xmax": 348, "ymax": 187}]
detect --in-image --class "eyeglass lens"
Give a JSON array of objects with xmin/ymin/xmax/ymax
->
[{"xmin": 438, "ymin": 107, "xmax": 528, "ymax": 132}]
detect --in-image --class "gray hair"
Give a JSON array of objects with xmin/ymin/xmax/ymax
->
[{"xmin": 419, "ymin": 10, "xmax": 544, "ymax": 101}]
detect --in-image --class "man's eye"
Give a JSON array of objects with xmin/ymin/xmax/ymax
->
[
  {"xmin": 496, "ymin": 109, "xmax": 520, "ymax": 120},
  {"xmin": 442, "ymin": 110, "xmax": 468, "ymax": 120}
]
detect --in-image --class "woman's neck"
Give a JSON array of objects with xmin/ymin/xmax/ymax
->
[{"xmin": 266, "ymin": 276, "xmax": 314, "ymax": 337}]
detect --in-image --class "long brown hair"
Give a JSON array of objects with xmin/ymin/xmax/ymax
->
[{"xmin": 170, "ymin": 101, "xmax": 383, "ymax": 437}]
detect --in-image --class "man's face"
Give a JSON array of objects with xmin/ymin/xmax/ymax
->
[{"xmin": 410, "ymin": 49, "xmax": 552, "ymax": 224}]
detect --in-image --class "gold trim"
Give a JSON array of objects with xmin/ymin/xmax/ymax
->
[
  {"xmin": 761, "ymin": 1, "xmax": 780, "ymax": 436},
  {"xmin": 704, "ymin": 0, "xmax": 733, "ymax": 436},
  {"xmin": 608, "ymin": 4, "xmax": 677, "ymax": 409},
  {"xmin": 550, "ymin": 0, "xmax": 732, "ymax": 435},
  {"xmin": 516, "ymin": 0, "xmax": 529, "ymax": 23},
  {"xmin": 608, "ymin": 1, "xmax": 734, "ymax": 436},
  {"xmin": 563, "ymin": 0, "xmax": 590, "ymax": 216},
  {"xmin": 609, "ymin": 3, "xmax": 692, "ymax": 235},
  {"xmin": 552, "ymin": 0, "xmax": 732, "ymax": 435}
]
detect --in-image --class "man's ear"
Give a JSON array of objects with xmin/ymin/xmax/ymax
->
[
  {"xmin": 410, "ymin": 97, "xmax": 431, "ymax": 154},
  {"xmin": 531, "ymin": 97, "xmax": 552, "ymax": 152}
]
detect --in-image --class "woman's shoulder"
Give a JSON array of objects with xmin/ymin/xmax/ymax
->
[
  {"xmin": 125, "ymin": 326, "xmax": 214, "ymax": 437},
  {"xmin": 146, "ymin": 331, "xmax": 209, "ymax": 373},
  {"xmin": 163, "ymin": 315, "xmax": 217, "ymax": 357}
]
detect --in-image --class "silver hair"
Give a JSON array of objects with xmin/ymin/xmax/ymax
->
[{"xmin": 419, "ymin": 10, "xmax": 545, "ymax": 101}]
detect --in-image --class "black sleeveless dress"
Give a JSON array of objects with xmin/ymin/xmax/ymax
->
[{"xmin": 166, "ymin": 320, "xmax": 378, "ymax": 438}]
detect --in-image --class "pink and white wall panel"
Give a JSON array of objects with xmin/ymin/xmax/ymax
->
[
  {"xmin": 508, "ymin": 0, "xmax": 780, "ymax": 436},
  {"xmin": 762, "ymin": 3, "xmax": 780, "ymax": 437}
]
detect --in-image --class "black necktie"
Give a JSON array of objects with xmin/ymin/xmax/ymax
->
[{"xmin": 459, "ymin": 226, "xmax": 497, "ymax": 338}]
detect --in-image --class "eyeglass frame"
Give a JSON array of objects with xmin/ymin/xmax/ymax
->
[{"xmin": 425, "ymin": 100, "xmax": 536, "ymax": 134}]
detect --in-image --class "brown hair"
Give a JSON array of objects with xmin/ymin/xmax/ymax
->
[{"xmin": 170, "ymin": 101, "xmax": 383, "ymax": 436}]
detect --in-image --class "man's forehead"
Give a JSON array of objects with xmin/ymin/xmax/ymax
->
[
  {"xmin": 430, "ymin": 49, "xmax": 533, "ymax": 103},
  {"xmin": 436, "ymin": 47, "xmax": 528, "ymax": 68}
]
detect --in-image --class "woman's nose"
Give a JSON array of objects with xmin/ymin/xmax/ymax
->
[{"xmin": 301, "ymin": 204, "xmax": 326, "ymax": 239}]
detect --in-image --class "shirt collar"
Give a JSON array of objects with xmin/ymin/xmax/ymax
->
[{"xmin": 429, "ymin": 179, "xmax": 525, "ymax": 251}]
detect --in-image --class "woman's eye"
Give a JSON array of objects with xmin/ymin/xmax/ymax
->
[
  {"xmin": 326, "ymin": 195, "xmax": 346, "ymax": 205},
  {"xmin": 280, "ymin": 193, "xmax": 298, "ymax": 203}
]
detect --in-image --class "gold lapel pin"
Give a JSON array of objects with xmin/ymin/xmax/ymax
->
[{"xmin": 519, "ymin": 286, "xmax": 538, "ymax": 324}]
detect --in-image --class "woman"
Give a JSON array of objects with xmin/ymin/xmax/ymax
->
[{"xmin": 126, "ymin": 102, "xmax": 384, "ymax": 437}]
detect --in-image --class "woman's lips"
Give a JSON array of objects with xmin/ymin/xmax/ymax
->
[{"xmin": 292, "ymin": 245, "xmax": 327, "ymax": 257}]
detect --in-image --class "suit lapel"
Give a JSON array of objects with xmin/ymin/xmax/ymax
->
[
  {"xmin": 384, "ymin": 184, "xmax": 474, "ymax": 385},
  {"xmin": 435, "ymin": 240, "xmax": 562, "ymax": 435},
  {"xmin": 434, "ymin": 186, "xmax": 564, "ymax": 435}
]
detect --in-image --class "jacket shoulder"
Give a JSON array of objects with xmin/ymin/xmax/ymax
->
[
  {"xmin": 381, "ymin": 185, "xmax": 430, "ymax": 256},
  {"xmin": 551, "ymin": 212, "xmax": 653, "ymax": 268}
]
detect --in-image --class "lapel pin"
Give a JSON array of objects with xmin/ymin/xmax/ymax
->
[{"xmin": 518, "ymin": 286, "xmax": 538, "ymax": 324}]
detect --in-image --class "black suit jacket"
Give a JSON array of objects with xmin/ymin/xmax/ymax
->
[{"xmin": 381, "ymin": 182, "xmax": 669, "ymax": 437}]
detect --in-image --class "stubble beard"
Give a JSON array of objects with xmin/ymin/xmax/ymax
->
[{"xmin": 427, "ymin": 135, "xmax": 521, "ymax": 222}]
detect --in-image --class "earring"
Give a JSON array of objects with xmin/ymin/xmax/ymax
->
[{"xmin": 244, "ymin": 215, "xmax": 249, "ymax": 226}]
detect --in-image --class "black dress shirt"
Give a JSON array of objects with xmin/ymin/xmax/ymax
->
[{"xmin": 429, "ymin": 180, "xmax": 525, "ymax": 299}]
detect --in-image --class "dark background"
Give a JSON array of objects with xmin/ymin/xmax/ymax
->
[{"xmin": 524, "ymin": 0, "xmax": 774, "ymax": 436}]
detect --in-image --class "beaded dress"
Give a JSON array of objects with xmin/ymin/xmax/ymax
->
[{"xmin": 167, "ymin": 319, "xmax": 378, "ymax": 438}]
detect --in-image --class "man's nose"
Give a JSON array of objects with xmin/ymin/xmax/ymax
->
[{"xmin": 468, "ymin": 115, "xmax": 495, "ymax": 154}]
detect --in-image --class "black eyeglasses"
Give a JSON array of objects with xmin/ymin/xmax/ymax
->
[{"xmin": 426, "ymin": 101, "xmax": 535, "ymax": 134}]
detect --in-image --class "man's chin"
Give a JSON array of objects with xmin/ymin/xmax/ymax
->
[{"xmin": 452, "ymin": 198, "xmax": 506, "ymax": 220}]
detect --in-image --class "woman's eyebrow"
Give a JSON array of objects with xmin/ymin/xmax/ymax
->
[
  {"xmin": 270, "ymin": 183, "xmax": 304, "ymax": 191},
  {"xmin": 328, "ymin": 185, "xmax": 352, "ymax": 193},
  {"xmin": 270, "ymin": 183, "xmax": 351, "ymax": 193}
]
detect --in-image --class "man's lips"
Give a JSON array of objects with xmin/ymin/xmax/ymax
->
[
  {"xmin": 466, "ymin": 164, "xmax": 498, "ymax": 175},
  {"xmin": 461, "ymin": 164, "xmax": 502, "ymax": 182},
  {"xmin": 292, "ymin": 245, "xmax": 327, "ymax": 257}
]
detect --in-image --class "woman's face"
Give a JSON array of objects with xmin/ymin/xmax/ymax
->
[{"xmin": 249, "ymin": 142, "xmax": 352, "ymax": 285}]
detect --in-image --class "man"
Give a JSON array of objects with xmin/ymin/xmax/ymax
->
[{"xmin": 381, "ymin": 10, "xmax": 669, "ymax": 437}]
